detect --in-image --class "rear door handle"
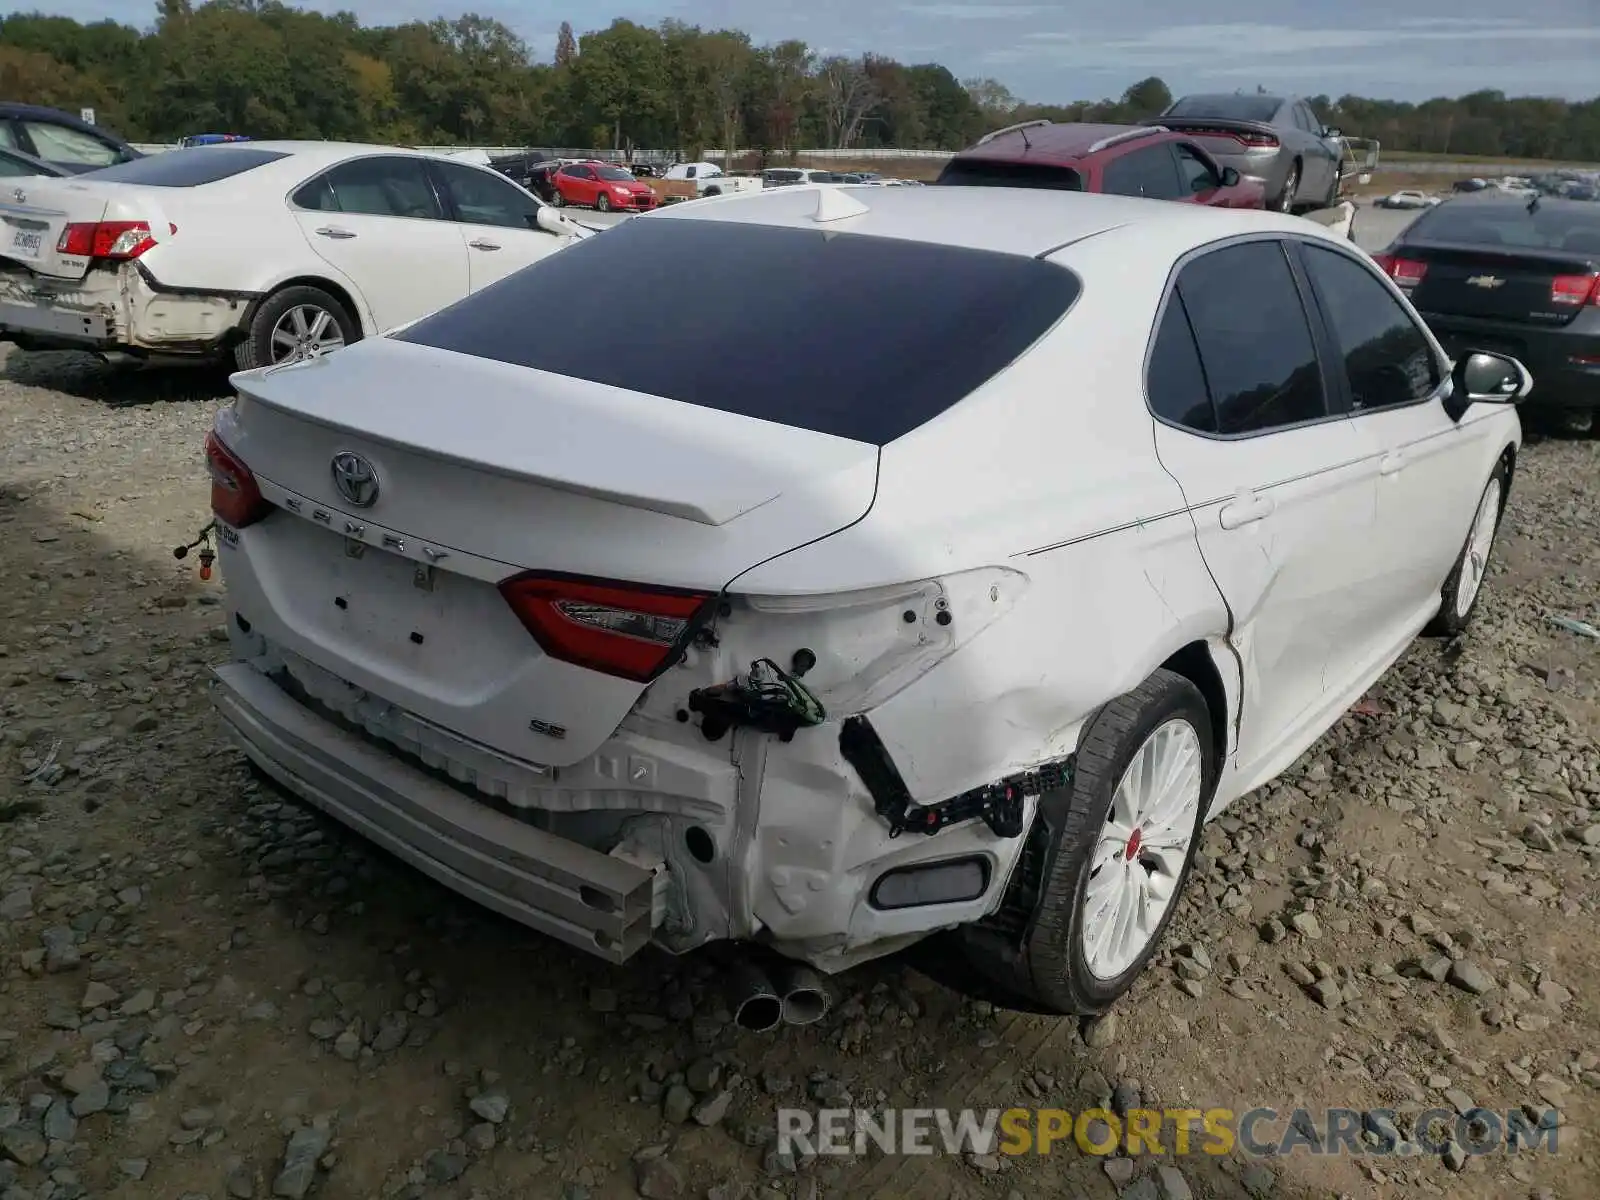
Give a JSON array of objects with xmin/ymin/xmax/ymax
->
[
  {"xmin": 314, "ymin": 226, "xmax": 356, "ymax": 240},
  {"xmin": 468, "ymin": 239, "xmax": 501, "ymax": 251},
  {"xmin": 1218, "ymin": 488, "xmax": 1275, "ymax": 530},
  {"xmin": 1379, "ymin": 451, "xmax": 1407, "ymax": 476}
]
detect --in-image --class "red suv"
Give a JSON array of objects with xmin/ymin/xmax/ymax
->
[
  {"xmin": 935, "ymin": 121, "xmax": 1265, "ymax": 209},
  {"xmin": 551, "ymin": 161, "xmax": 659, "ymax": 212}
]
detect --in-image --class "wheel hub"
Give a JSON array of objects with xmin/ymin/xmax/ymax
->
[{"xmin": 1123, "ymin": 826, "xmax": 1143, "ymax": 861}]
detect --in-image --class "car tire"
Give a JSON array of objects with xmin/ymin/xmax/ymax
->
[
  {"xmin": 1423, "ymin": 457, "xmax": 1510, "ymax": 638},
  {"xmin": 551, "ymin": 191, "xmax": 565, "ymax": 207},
  {"xmin": 1274, "ymin": 161, "xmax": 1301, "ymax": 213},
  {"xmin": 596, "ymin": 193, "xmax": 611, "ymax": 212},
  {"xmin": 703, "ymin": 186, "xmax": 722, "ymax": 197},
  {"xmin": 954, "ymin": 668, "xmax": 1217, "ymax": 1015},
  {"xmin": 233, "ymin": 285, "xmax": 360, "ymax": 372}
]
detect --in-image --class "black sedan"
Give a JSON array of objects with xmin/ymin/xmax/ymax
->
[{"xmin": 1373, "ymin": 194, "xmax": 1600, "ymax": 433}]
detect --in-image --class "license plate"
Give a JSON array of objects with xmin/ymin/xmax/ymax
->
[{"xmin": 7, "ymin": 224, "xmax": 44, "ymax": 261}]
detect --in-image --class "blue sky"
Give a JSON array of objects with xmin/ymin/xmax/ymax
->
[{"xmin": 48, "ymin": 0, "xmax": 1600, "ymax": 103}]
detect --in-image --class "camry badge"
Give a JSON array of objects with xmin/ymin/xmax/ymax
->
[
  {"xmin": 1466, "ymin": 275, "xmax": 1504, "ymax": 289},
  {"xmin": 330, "ymin": 452, "xmax": 379, "ymax": 508}
]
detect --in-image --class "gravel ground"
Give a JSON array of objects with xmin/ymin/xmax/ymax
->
[{"xmin": 0, "ymin": 347, "xmax": 1597, "ymax": 1200}]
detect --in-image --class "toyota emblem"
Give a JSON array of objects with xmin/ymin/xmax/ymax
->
[
  {"xmin": 330, "ymin": 452, "xmax": 379, "ymax": 508},
  {"xmin": 11, "ymin": 188, "xmax": 24, "ymax": 204}
]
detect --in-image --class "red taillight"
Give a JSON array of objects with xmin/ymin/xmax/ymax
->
[
  {"xmin": 498, "ymin": 573, "xmax": 713, "ymax": 683},
  {"xmin": 1551, "ymin": 273, "xmax": 1600, "ymax": 306},
  {"xmin": 204, "ymin": 431, "xmax": 271, "ymax": 529},
  {"xmin": 55, "ymin": 220, "xmax": 172, "ymax": 260},
  {"xmin": 1235, "ymin": 132, "xmax": 1279, "ymax": 149},
  {"xmin": 1373, "ymin": 254, "xmax": 1428, "ymax": 287}
]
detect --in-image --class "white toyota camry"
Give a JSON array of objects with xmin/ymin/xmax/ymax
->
[
  {"xmin": 203, "ymin": 183, "xmax": 1528, "ymax": 1021},
  {"xmin": 0, "ymin": 141, "xmax": 587, "ymax": 369}
]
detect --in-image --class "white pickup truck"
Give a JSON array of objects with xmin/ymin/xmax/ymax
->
[{"xmin": 660, "ymin": 161, "xmax": 763, "ymax": 198}]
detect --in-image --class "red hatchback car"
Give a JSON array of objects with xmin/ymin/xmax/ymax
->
[
  {"xmin": 935, "ymin": 121, "xmax": 1266, "ymax": 209},
  {"xmin": 552, "ymin": 161, "xmax": 659, "ymax": 212}
]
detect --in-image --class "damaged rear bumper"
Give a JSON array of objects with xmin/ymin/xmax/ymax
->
[
  {"xmin": 0, "ymin": 262, "xmax": 253, "ymax": 357},
  {"xmin": 210, "ymin": 662, "xmax": 664, "ymax": 962}
]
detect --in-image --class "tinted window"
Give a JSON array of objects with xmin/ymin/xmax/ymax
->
[
  {"xmin": 595, "ymin": 166, "xmax": 633, "ymax": 182},
  {"xmin": 0, "ymin": 154, "xmax": 35, "ymax": 178},
  {"xmin": 937, "ymin": 159, "xmax": 1083, "ymax": 192},
  {"xmin": 78, "ymin": 146, "xmax": 288, "ymax": 186},
  {"xmin": 435, "ymin": 161, "xmax": 539, "ymax": 229},
  {"xmin": 1177, "ymin": 241, "xmax": 1326, "ymax": 434},
  {"xmin": 399, "ymin": 217, "xmax": 1081, "ymax": 446},
  {"xmin": 0, "ymin": 124, "xmax": 19, "ymax": 150},
  {"xmin": 298, "ymin": 157, "xmax": 442, "ymax": 220},
  {"xmin": 1146, "ymin": 295, "xmax": 1216, "ymax": 432},
  {"xmin": 1408, "ymin": 200, "xmax": 1600, "ymax": 251},
  {"xmin": 1102, "ymin": 146, "xmax": 1184, "ymax": 200},
  {"xmin": 1166, "ymin": 95, "xmax": 1283, "ymax": 123},
  {"xmin": 1174, "ymin": 145, "xmax": 1218, "ymax": 194},
  {"xmin": 1301, "ymin": 245, "xmax": 1440, "ymax": 411}
]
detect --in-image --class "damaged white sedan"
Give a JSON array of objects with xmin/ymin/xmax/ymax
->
[
  {"xmin": 0, "ymin": 142, "xmax": 585, "ymax": 369},
  {"xmin": 204, "ymin": 183, "xmax": 1528, "ymax": 1021}
]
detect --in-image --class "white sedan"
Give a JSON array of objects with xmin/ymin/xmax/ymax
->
[
  {"xmin": 0, "ymin": 141, "xmax": 586, "ymax": 369},
  {"xmin": 203, "ymin": 184, "xmax": 1528, "ymax": 1019},
  {"xmin": 1378, "ymin": 189, "xmax": 1441, "ymax": 209}
]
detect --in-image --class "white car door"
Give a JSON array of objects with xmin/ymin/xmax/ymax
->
[
  {"xmin": 1292, "ymin": 240, "xmax": 1492, "ymax": 631},
  {"xmin": 429, "ymin": 160, "xmax": 572, "ymax": 292},
  {"xmin": 1146, "ymin": 238, "xmax": 1383, "ymax": 789},
  {"xmin": 289, "ymin": 154, "xmax": 469, "ymax": 334}
]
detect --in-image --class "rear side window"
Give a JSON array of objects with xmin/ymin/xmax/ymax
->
[
  {"xmin": 294, "ymin": 156, "xmax": 442, "ymax": 220},
  {"xmin": 1176, "ymin": 241, "xmax": 1327, "ymax": 435},
  {"xmin": 936, "ymin": 159, "xmax": 1083, "ymax": 192},
  {"xmin": 1102, "ymin": 146, "xmax": 1184, "ymax": 201},
  {"xmin": 398, "ymin": 217, "xmax": 1081, "ymax": 445},
  {"xmin": 23, "ymin": 121, "xmax": 123, "ymax": 167},
  {"xmin": 77, "ymin": 147, "xmax": 288, "ymax": 186},
  {"xmin": 1146, "ymin": 295, "xmax": 1216, "ymax": 432}
]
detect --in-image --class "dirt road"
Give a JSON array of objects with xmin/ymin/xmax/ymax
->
[{"xmin": 1, "ymin": 349, "xmax": 1596, "ymax": 1200}]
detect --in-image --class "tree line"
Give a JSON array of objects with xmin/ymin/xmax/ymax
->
[{"xmin": 2, "ymin": 2, "xmax": 1598, "ymax": 162}]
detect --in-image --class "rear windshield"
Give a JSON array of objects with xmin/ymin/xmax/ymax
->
[
  {"xmin": 1166, "ymin": 94, "xmax": 1281, "ymax": 123},
  {"xmin": 936, "ymin": 159, "xmax": 1084, "ymax": 192},
  {"xmin": 1409, "ymin": 201, "xmax": 1600, "ymax": 252},
  {"xmin": 398, "ymin": 216, "xmax": 1081, "ymax": 445},
  {"xmin": 75, "ymin": 147, "xmax": 289, "ymax": 187}
]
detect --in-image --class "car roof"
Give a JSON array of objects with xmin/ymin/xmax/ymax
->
[
  {"xmin": 652, "ymin": 182, "xmax": 1338, "ymax": 260},
  {"xmin": 1175, "ymin": 92, "xmax": 1291, "ymax": 106},
  {"xmin": 955, "ymin": 122, "xmax": 1171, "ymax": 163}
]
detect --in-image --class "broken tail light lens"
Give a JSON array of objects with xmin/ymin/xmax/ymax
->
[
  {"xmin": 204, "ymin": 431, "xmax": 271, "ymax": 529},
  {"xmin": 498, "ymin": 573, "xmax": 714, "ymax": 683},
  {"xmin": 55, "ymin": 220, "xmax": 171, "ymax": 260},
  {"xmin": 1372, "ymin": 254, "xmax": 1428, "ymax": 288},
  {"xmin": 1550, "ymin": 273, "xmax": 1600, "ymax": 306}
]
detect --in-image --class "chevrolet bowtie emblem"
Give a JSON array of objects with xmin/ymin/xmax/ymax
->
[{"xmin": 1466, "ymin": 275, "xmax": 1504, "ymax": 289}]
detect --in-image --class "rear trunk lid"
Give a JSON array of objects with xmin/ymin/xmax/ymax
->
[
  {"xmin": 0, "ymin": 176, "xmax": 172, "ymax": 281},
  {"xmin": 219, "ymin": 338, "xmax": 879, "ymax": 766},
  {"xmin": 1150, "ymin": 116, "xmax": 1281, "ymax": 159},
  {"xmin": 1402, "ymin": 241, "xmax": 1599, "ymax": 327}
]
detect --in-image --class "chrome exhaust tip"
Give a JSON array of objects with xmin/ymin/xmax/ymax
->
[
  {"xmin": 773, "ymin": 962, "xmax": 830, "ymax": 1026},
  {"xmin": 727, "ymin": 961, "xmax": 782, "ymax": 1033}
]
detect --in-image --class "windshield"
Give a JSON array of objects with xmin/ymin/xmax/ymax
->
[
  {"xmin": 399, "ymin": 216, "xmax": 1082, "ymax": 446},
  {"xmin": 595, "ymin": 166, "xmax": 634, "ymax": 182},
  {"xmin": 1166, "ymin": 95, "xmax": 1282, "ymax": 123},
  {"xmin": 1410, "ymin": 200, "xmax": 1600, "ymax": 251}
]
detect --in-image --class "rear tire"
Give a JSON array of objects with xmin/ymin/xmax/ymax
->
[
  {"xmin": 955, "ymin": 669, "xmax": 1217, "ymax": 1015},
  {"xmin": 1274, "ymin": 161, "xmax": 1301, "ymax": 213},
  {"xmin": 1423, "ymin": 458, "xmax": 1510, "ymax": 638},
  {"xmin": 234, "ymin": 285, "xmax": 359, "ymax": 372}
]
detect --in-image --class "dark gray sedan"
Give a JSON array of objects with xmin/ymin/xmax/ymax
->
[{"xmin": 1146, "ymin": 93, "xmax": 1345, "ymax": 214}]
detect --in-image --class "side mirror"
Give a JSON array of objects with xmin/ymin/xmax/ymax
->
[
  {"xmin": 1446, "ymin": 350, "xmax": 1531, "ymax": 419},
  {"xmin": 1220, "ymin": 166, "xmax": 1240, "ymax": 188},
  {"xmin": 534, "ymin": 206, "xmax": 570, "ymax": 236},
  {"xmin": 1323, "ymin": 126, "xmax": 1342, "ymax": 139}
]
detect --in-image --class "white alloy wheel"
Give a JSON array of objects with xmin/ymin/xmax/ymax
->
[
  {"xmin": 1081, "ymin": 717, "xmax": 1204, "ymax": 981},
  {"xmin": 1454, "ymin": 476, "xmax": 1502, "ymax": 618}
]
